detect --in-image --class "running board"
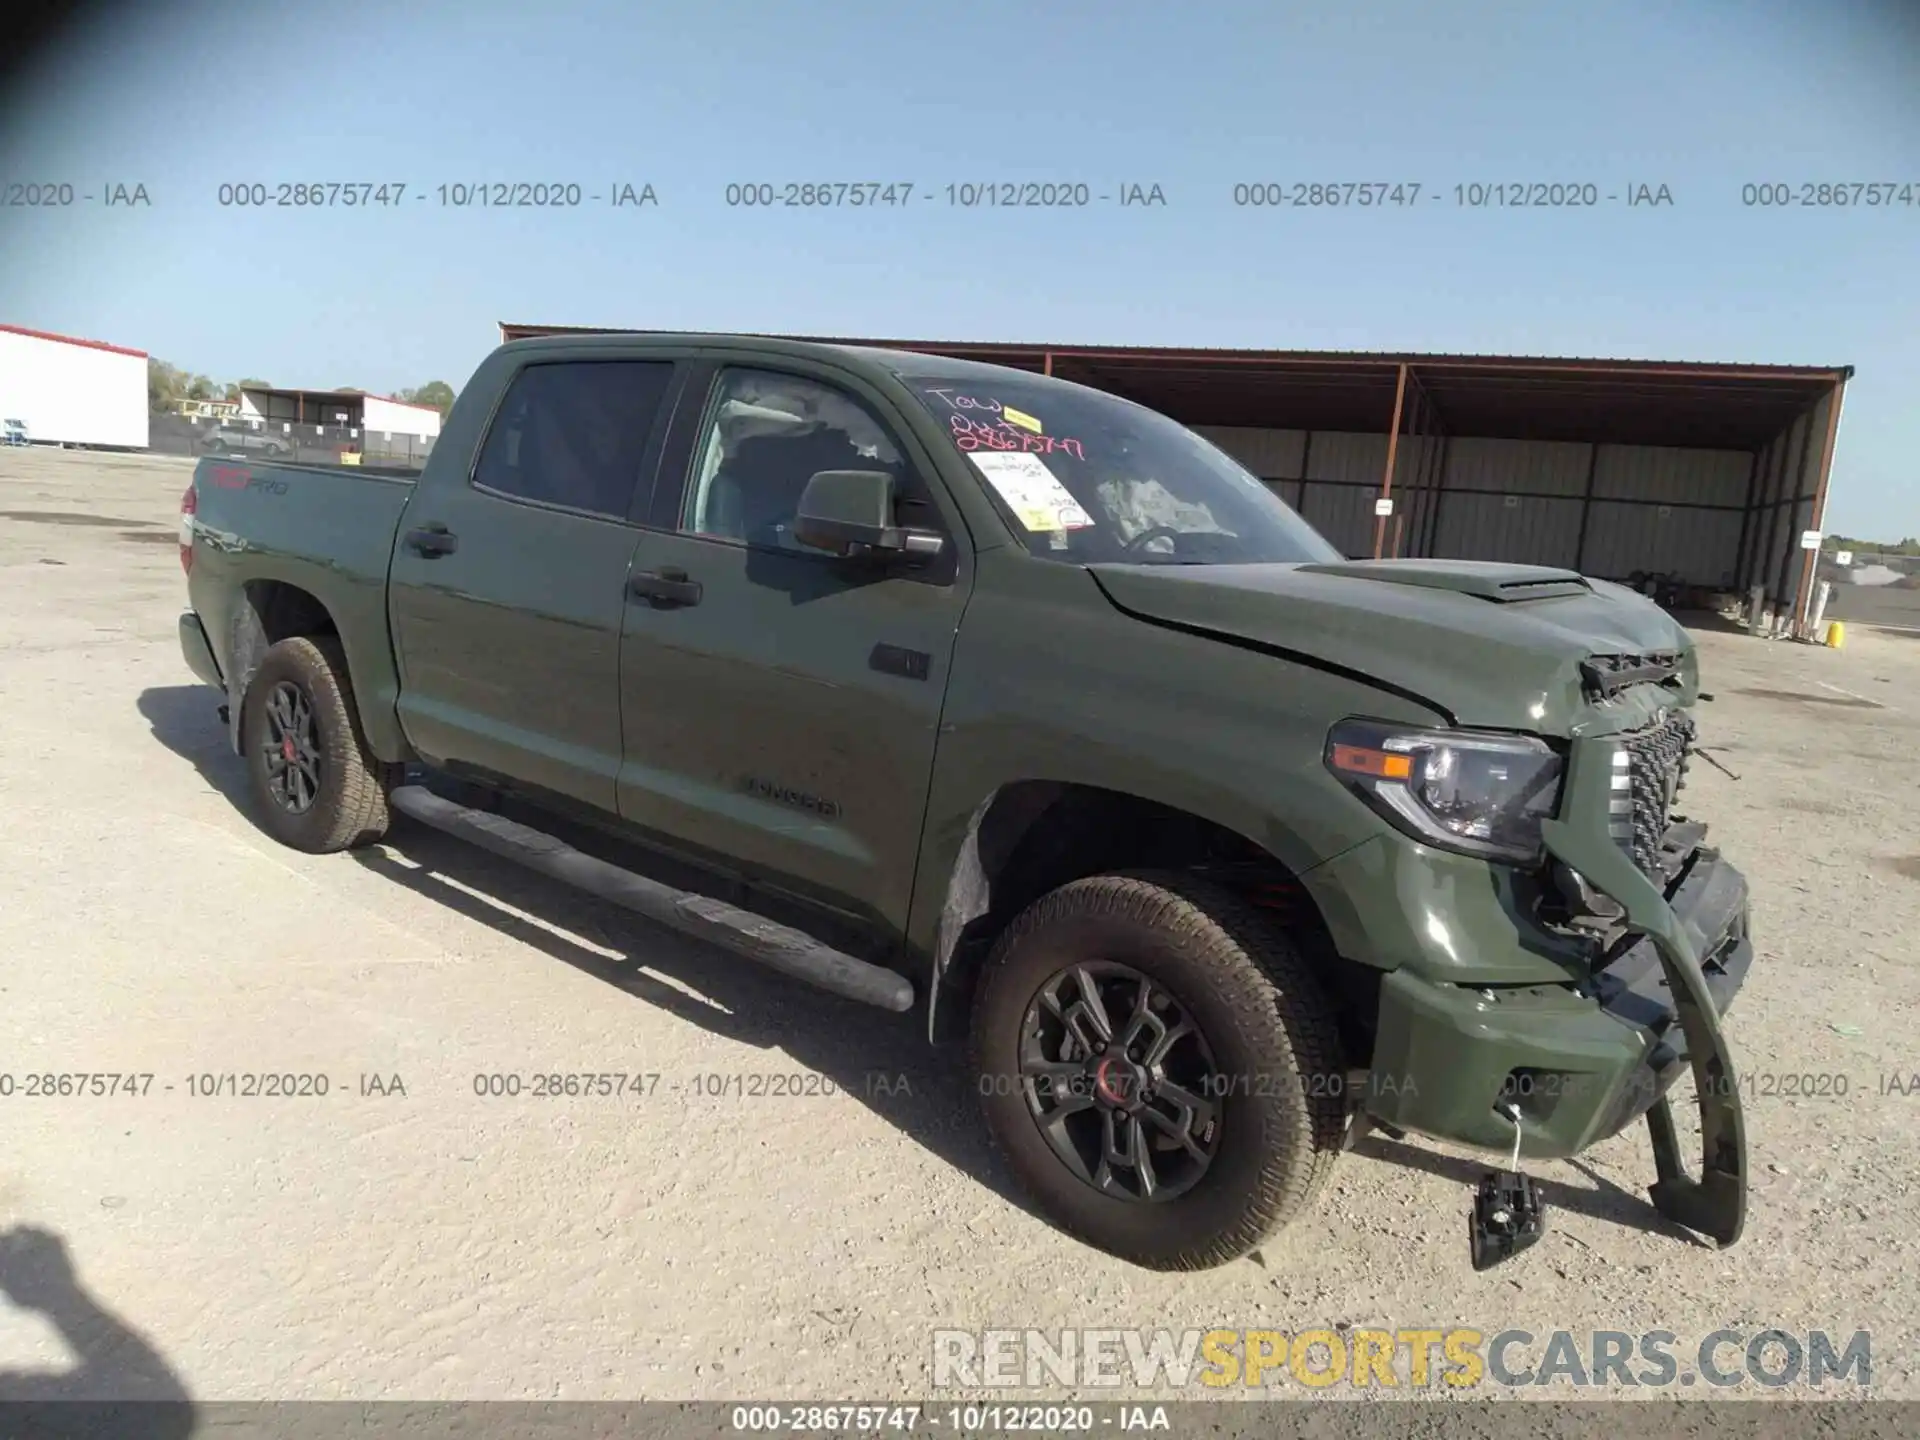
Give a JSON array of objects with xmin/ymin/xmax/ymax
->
[{"xmin": 387, "ymin": 785, "xmax": 914, "ymax": 1013}]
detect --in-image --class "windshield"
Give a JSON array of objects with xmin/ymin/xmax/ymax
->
[{"xmin": 902, "ymin": 373, "xmax": 1341, "ymax": 565}]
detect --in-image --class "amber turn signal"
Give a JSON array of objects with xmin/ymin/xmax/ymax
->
[{"xmin": 1328, "ymin": 743, "xmax": 1413, "ymax": 780}]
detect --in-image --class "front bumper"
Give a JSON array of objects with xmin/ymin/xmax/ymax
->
[
  {"xmin": 178, "ymin": 611, "xmax": 223, "ymax": 689},
  {"xmin": 1359, "ymin": 728, "xmax": 1750, "ymax": 1244},
  {"xmin": 1365, "ymin": 844, "xmax": 1751, "ymax": 1157}
]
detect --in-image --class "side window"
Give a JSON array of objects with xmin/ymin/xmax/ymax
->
[
  {"xmin": 681, "ymin": 368, "xmax": 938, "ymax": 551},
  {"xmin": 472, "ymin": 360, "xmax": 674, "ymax": 518}
]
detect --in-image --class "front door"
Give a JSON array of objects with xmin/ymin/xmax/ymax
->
[
  {"xmin": 387, "ymin": 357, "xmax": 678, "ymax": 811},
  {"xmin": 616, "ymin": 361, "xmax": 973, "ymax": 933}
]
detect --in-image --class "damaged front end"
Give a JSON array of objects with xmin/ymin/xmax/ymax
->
[
  {"xmin": 1335, "ymin": 640, "xmax": 1754, "ymax": 1270},
  {"xmin": 1538, "ymin": 658, "xmax": 1750, "ymax": 1252}
]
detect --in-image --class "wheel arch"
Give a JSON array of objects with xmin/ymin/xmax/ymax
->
[
  {"xmin": 221, "ymin": 575, "xmax": 412, "ymax": 763},
  {"xmin": 918, "ymin": 781, "xmax": 1373, "ymax": 1051}
]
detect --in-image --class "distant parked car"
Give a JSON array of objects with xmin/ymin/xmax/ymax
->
[
  {"xmin": 203, "ymin": 423, "xmax": 292, "ymax": 459},
  {"xmin": 2, "ymin": 418, "xmax": 28, "ymax": 446}
]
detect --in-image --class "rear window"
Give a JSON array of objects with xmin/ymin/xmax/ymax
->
[{"xmin": 472, "ymin": 360, "xmax": 674, "ymax": 518}]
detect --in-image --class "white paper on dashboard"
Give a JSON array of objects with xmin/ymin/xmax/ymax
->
[{"xmin": 967, "ymin": 452, "xmax": 1094, "ymax": 531}]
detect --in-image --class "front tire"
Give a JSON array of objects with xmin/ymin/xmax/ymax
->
[
  {"xmin": 241, "ymin": 635, "xmax": 396, "ymax": 853},
  {"xmin": 971, "ymin": 871, "xmax": 1346, "ymax": 1270}
]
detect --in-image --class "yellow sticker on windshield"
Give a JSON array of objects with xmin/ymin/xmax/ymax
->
[{"xmin": 1000, "ymin": 404, "xmax": 1042, "ymax": 434}]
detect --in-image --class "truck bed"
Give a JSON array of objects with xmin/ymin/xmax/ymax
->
[
  {"xmin": 189, "ymin": 455, "xmax": 418, "ymax": 575},
  {"xmin": 185, "ymin": 454, "xmax": 423, "ymax": 762}
]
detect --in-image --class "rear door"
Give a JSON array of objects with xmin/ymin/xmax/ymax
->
[
  {"xmin": 387, "ymin": 356, "xmax": 682, "ymax": 812},
  {"xmin": 615, "ymin": 357, "xmax": 974, "ymax": 932}
]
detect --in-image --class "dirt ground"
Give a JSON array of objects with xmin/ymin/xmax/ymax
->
[
  {"xmin": 1825, "ymin": 577, "xmax": 1920, "ymax": 632},
  {"xmin": 1, "ymin": 447, "xmax": 1915, "ymax": 1407}
]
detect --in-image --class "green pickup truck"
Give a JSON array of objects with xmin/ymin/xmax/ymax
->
[{"xmin": 176, "ymin": 332, "xmax": 1752, "ymax": 1271}]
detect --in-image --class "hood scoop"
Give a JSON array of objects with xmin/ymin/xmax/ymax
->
[{"xmin": 1296, "ymin": 559, "xmax": 1593, "ymax": 603}]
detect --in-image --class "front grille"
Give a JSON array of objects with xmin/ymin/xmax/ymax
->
[
  {"xmin": 1609, "ymin": 711, "xmax": 1696, "ymax": 876},
  {"xmin": 1580, "ymin": 650, "xmax": 1682, "ymax": 701}
]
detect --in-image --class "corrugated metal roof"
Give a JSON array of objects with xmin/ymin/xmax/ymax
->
[
  {"xmin": 497, "ymin": 323, "xmax": 1850, "ymax": 377},
  {"xmin": 494, "ymin": 323, "xmax": 1850, "ymax": 449},
  {"xmin": 241, "ymin": 385, "xmax": 430, "ymax": 408}
]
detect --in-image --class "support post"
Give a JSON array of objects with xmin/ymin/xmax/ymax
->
[
  {"xmin": 1769, "ymin": 406, "xmax": 1818, "ymax": 609},
  {"xmin": 1395, "ymin": 385, "xmax": 1427, "ymax": 559},
  {"xmin": 1373, "ymin": 363, "xmax": 1409, "ymax": 560},
  {"xmin": 1422, "ymin": 434, "xmax": 1452, "ymax": 558},
  {"xmin": 1731, "ymin": 447, "xmax": 1763, "ymax": 593},
  {"xmin": 1808, "ymin": 580, "xmax": 1834, "ymax": 641},
  {"xmin": 1571, "ymin": 442, "xmax": 1602, "ymax": 574},
  {"xmin": 1790, "ymin": 379, "xmax": 1847, "ymax": 636}
]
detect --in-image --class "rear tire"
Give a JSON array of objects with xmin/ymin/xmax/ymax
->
[
  {"xmin": 241, "ymin": 635, "xmax": 397, "ymax": 853},
  {"xmin": 971, "ymin": 870, "xmax": 1345, "ymax": 1271}
]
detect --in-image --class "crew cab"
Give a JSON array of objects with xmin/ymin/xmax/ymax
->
[{"xmin": 175, "ymin": 333, "xmax": 1754, "ymax": 1270}]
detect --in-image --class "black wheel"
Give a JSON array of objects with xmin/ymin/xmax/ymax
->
[
  {"xmin": 241, "ymin": 635, "xmax": 397, "ymax": 853},
  {"xmin": 971, "ymin": 871, "xmax": 1345, "ymax": 1270}
]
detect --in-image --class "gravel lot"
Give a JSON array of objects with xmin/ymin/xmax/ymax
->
[
  {"xmin": 1826, "ymin": 578, "xmax": 1920, "ymax": 632},
  {"xmin": 1, "ymin": 447, "xmax": 1915, "ymax": 1408}
]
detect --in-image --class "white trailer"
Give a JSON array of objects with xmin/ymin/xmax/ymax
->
[
  {"xmin": 361, "ymin": 394, "xmax": 442, "ymax": 443},
  {"xmin": 0, "ymin": 324, "xmax": 150, "ymax": 449}
]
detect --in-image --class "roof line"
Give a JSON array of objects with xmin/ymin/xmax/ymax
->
[
  {"xmin": 0, "ymin": 322, "xmax": 148, "ymax": 359},
  {"xmin": 241, "ymin": 385, "xmax": 439, "ymax": 409},
  {"xmin": 494, "ymin": 323, "xmax": 1850, "ymax": 382}
]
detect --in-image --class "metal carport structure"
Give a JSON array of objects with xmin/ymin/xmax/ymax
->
[{"xmin": 498, "ymin": 324, "xmax": 1851, "ymax": 636}]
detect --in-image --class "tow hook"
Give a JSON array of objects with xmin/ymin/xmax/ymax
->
[{"xmin": 1469, "ymin": 1102, "xmax": 1547, "ymax": 1270}]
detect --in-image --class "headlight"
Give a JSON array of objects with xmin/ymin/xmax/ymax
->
[{"xmin": 1324, "ymin": 719, "xmax": 1565, "ymax": 865}]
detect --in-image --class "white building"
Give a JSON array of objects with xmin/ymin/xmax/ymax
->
[
  {"xmin": 235, "ymin": 386, "xmax": 442, "ymax": 459},
  {"xmin": 361, "ymin": 394, "xmax": 443, "ymax": 446},
  {"xmin": 0, "ymin": 323, "xmax": 150, "ymax": 448}
]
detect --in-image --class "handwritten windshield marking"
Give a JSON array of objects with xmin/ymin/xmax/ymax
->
[
  {"xmin": 924, "ymin": 390, "xmax": 1087, "ymax": 459},
  {"xmin": 949, "ymin": 413, "xmax": 1086, "ymax": 459}
]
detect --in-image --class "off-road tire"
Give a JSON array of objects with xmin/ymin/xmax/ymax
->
[
  {"xmin": 971, "ymin": 870, "xmax": 1346, "ymax": 1270},
  {"xmin": 241, "ymin": 635, "xmax": 397, "ymax": 853}
]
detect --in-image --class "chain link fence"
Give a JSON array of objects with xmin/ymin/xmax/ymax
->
[{"xmin": 148, "ymin": 412, "xmax": 437, "ymax": 467}]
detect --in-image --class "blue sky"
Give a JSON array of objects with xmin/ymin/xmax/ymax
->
[{"xmin": 1, "ymin": 0, "xmax": 1915, "ymax": 536}]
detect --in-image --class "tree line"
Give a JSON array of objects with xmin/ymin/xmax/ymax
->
[
  {"xmin": 1826, "ymin": 533, "xmax": 1920, "ymax": 557},
  {"xmin": 147, "ymin": 359, "xmax": 455, "ymax": 416}
]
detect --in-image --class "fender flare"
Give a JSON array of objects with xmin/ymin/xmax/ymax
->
[
  {"xmin": 222, "ymin": 601, "xmax": 271, "ymax": 754},
  {"xmin": 919, "ymin": 780, "xmax": 1330, "ymax": 1043}
]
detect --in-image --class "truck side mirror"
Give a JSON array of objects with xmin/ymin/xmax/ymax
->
[{"xmin": 793, "ymin": 469, "xmax": 945, "ymax": 562}]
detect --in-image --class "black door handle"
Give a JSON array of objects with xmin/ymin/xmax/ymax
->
[
  {"xmin": 629, "ymin": 567, "xmax": 702, "ymax": 607},
  {"xmin": 404, "ymin": 525, "xmax": 458, "ymax": 557}
]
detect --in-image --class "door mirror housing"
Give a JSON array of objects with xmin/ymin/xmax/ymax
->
[{"xmin": 792, "ymin": 469, "xmax": 946, "ymax": 561}]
